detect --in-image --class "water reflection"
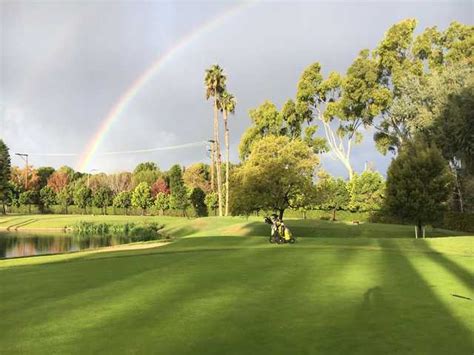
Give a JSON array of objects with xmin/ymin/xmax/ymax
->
[{"xmin": 0, "ymin": 231, "xmax": 160, "ymax": 259}]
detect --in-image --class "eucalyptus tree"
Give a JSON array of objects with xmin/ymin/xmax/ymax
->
[
  {"xmin": 239, "ymin": 99, "xmax": 326, "ymax": 161},
  {"xmin": 204, "ymin": 64, "xmax": 227, "ymax": 216},
  {"xmin": 218, "ymin": 91, "xmax": 236, "ymax": 216},
  {"xmin": 296, "ymin": 64, "xmax": 361, "ymax": 179},
  {"xmin": 356, "ymin": 19, "xmax": 474, "ymax": 154}
]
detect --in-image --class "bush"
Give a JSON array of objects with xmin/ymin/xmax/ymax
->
[
  {"xmin": 440, "ymin": 212, "xmax": 474, "ymax": 232},
  {"xmin": 129, "ymin": 223, "xmax": 163, "ymax": 240},
  {"xmin": 71, "ymin": 221, "xmax": 164, "ymax": 238}
]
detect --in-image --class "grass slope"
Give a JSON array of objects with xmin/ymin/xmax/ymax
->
[{"xmin": 0, "ymin": 216, "xmax": 473, "ymax": 354}]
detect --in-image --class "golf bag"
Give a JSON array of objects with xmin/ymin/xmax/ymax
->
[{"xmin": 264, "ymin": 216, "xmax": 296, "ymax": 244}]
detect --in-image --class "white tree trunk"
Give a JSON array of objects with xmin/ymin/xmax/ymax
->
[{"xmin": 319, "ymin": 116, "xmax": 355, "ymax": 180}]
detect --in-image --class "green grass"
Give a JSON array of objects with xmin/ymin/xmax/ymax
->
[{"xmin": 0, "ymin": 216, "xmax": 473, "ymax": 354}]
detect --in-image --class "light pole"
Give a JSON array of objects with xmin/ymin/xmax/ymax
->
[{"xmin": 15, "ymin": 153, "xmax": 29, "ymax": 190}]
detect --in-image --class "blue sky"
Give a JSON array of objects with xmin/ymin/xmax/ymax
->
[{"xmin": 1, "ymin": 0, "xmax": 472, "ymax": 177}]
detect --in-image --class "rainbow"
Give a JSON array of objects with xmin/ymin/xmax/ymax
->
[{"xmin": 77, "ymin": 1, "xmax": 256, "ymax": 172}]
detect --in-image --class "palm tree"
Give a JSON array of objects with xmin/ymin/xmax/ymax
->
[
  {"xmin": 218, "ymin": 91, "xmax": 236, "ymax": 216},
  {"xmin": 204, "ymin": 65, "xmax": 226, "ymax": 216}
]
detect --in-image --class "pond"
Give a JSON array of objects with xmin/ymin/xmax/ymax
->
[{"xmin": 0, "ymin": 231, "xmax": 161, "ymax": 259}]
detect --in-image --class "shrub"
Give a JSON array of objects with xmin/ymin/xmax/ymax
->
[{"xmin": 441, "ymin": 212, "xmax": 474, "ymax": 232}]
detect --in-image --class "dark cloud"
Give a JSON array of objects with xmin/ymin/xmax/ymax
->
[{"xmin": 1, "ymin": 0, "xmax": 471, "ymax": 177}]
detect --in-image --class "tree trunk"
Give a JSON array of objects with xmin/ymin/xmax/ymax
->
[
  {"xmin": 417, "ymin": 220, "xmax": 423, "ymax": 239},
  {"xmin": 210, "ymin": 102, "xmax": 216, "ymax": 193},
  {"xmin": 214, "ymin": 99, "xmax": 223, "ymax": 217},
  {"xmin": 278, "ymin": 209, "xmax": 284, "ymax": 220},
  {"xmin": 332, "ymin": 208, "xmax": 336, "ymax": 221},
  {"xmin": 452, "ymin": 165, "xmax": 464, "ymax": 213},
  {"xmin": 224, "ymin": 112, "xmax": 230, "ymax": 216},
  {"xmin": 348, "ymin": 167, "xmax": 354, "ymax": 181}
]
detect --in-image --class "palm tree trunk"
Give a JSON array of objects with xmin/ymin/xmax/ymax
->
[
  {"xmin": 214, "ymin": 99, "xmax": 223, "ymax": 217},
  {"xmin": 224, "ymin": 111, "xmax": 230, "ymax": 216},
  {"xmin": 210, "ymin": 148, "xmax": 215, "ymax": 192}
]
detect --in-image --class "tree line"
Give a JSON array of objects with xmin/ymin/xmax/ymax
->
[{"xmin": 0, "ymin": 149, "xmax": 385, "ymax": 219}]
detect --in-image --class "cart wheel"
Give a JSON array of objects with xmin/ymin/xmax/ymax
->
[{"xmin": 289, "ymin": 238, "xmax": 296, "ymax": 244}]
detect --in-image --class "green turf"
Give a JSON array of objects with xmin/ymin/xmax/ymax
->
[{"xmin": 0, "ymin": 216, "xmax": 473, "ymax": 354}]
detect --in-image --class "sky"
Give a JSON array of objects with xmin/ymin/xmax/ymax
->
[{"xmin": 1, "ymin": 0, "xmax": 472, "ymax": 178}]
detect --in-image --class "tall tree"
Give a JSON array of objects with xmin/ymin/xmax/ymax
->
[
  {"xmin": 168, "ymin": 165, "xmax": 184, "ymax": 192},
  {"xmin": 204, "ymin": 64, "xmax": 226, "ymax": 216},
  {"xmin": 131, "ymin": 182, "xmax": 152, "ymax": 215},
  {"xmin": 39, "ymin": 186, "xmax": 56, "ymax": 211},
  {"xmin": 154, "ymin": 192, "xmax": 170, "ymax": 216},
  {"xmin": 182, "ymin": 163, "xmax": 210, "ymax": 193},
  {"xmin": 347, "ymin": 171, "xmax": 385, "ymax": 212},
  {"xmin": 168, "ymin": 165, "xmax": 189, "ymax": 216},
  {"xmin": 73, "ymin": 186, "xmax": 92, "ymax": 214},
  {"xmin": 232, "ymin": 135, "xmax": 319, "ymax": 219},
  {"xmin": 19, "ymin": 191, "xmax": 36, "ymax": 214},
  {"xmin": 107, "ymin": 172, "xmax": 132, "ymax": 194},
  {"xmin": 297, "ymin": 63, "xmax": 365, "ymax": 180},
  {"xmin": 113, "ymin": 191, "xmax": 132, "ymax": 215},
  {"xmin": 47, "ymin": 171, "xmax": 70, "ymax": 193},
  {"xmin": 218, "ymin": 91, "xmax": 236, "ymax": 216},
  {"xmin": 385, "ymin": 140, "xmax": 452, "ymax": 237},
  {"xmin": 57, "ymin": 186, "xmax": 73, "ymax": 214},
  {"xmin": 204, "ymin": 192, "xmax": 218, "ymax": 216},
  {"xmin": 93, "ymin": 186, "xmax": 113, "ymax": 215},
  {"xmin": 36, "ymin": 167, "xmax": 55, "ymax": 190},
  {"xmin": 354, "ymin": 19, "xmax": 474, "ymax": 154},
  {"xmin": 132, "ymin": 162, "xmax": 160, "ymax": 188},
  {"xmin": 151, "ymin": 177, "xmax": 170, "ymax": 198},
  {"xmin": 316, "ymin": 171, "xmax": 349, "ymax": 221},
  {"xmin": 0, "ymin": 140, "xmax": 11, "ymax": 214},
  {"xmin": 189, "ymin": 187, "xmax": 208, "ymax": 217},
  {"xmin": 239, "ymin": 100, "xmax": 326, "ymax": 160},
  {"xmin": 133, "ymin": 162, "xmax": 159, "ymax": 174},
  {"xmin": 10, "ymin": 166, "xmax": 40, "ymax": 192}
]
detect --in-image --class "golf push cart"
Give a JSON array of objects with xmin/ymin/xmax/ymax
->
[{"xmin": 264, "ymin": 215, "xmax": 296, "ymax": 244}]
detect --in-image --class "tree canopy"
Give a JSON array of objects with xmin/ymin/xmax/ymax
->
[
  {"xmin": 385, "ymin": 140, "xmax": 453, "ymax": 233},
  {"xmin": 232, "ymin": 135, "xmax": 319, "ymax": 218}
]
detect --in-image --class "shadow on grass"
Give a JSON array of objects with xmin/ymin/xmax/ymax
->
[
  {"xmin": 72, "ymin": 240, "xmax": 364, "ymax": 354},
  {"xmin": 352, "ymin": 239, "xmax": 474, "ymax": 354},
  {"xmin": 416, "ymin": 240, "xmax": 474, "ymax": 291}
]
